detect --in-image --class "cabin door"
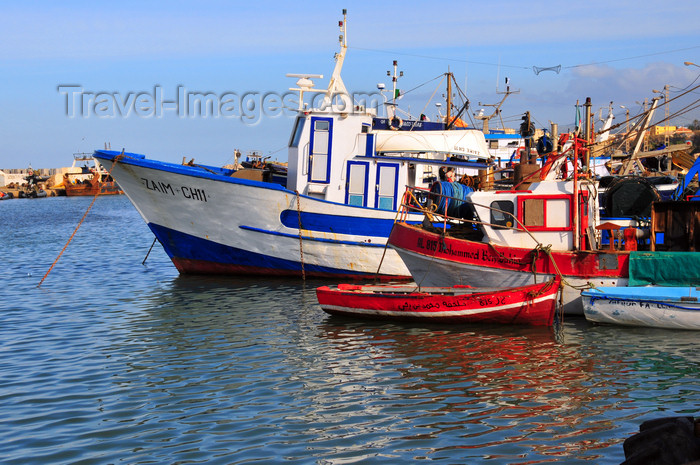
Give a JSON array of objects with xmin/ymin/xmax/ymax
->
[
  {"xmin": 308, "ymin": 117, "xmax": 332, "ymax": 183},
  {"xmin": 375, "ymin": 163, "xmax": 399, "ymax": 210},
  {"xmin": 345, "ymin": 161, "xmax": 369, "ymax": 207}
]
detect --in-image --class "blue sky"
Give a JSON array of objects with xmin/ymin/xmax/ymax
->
[{"xmin": 2, "ymin": 1, "xmax": 700, "ymax": 169}]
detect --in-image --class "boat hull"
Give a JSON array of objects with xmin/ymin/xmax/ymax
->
[
  {"xmin": 93, "ymin": 150, "xmax": 416, "ymax": 279},
  {"xmin": 582, "ymin": 287, "xmax": 700, "ymax": 330},
  {"xmin": 316, "ymin": 278, "xmax": 560, "ymax": 326},
  {"xmin": 388, "ymin": 222, "xmax": 630, "ymax": 315},
  {"xmin": 64, "ymin": 180, "xmax": 123, "ymax": 196}
]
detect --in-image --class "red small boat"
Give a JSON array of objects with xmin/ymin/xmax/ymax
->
[{"xmin": 316, "ymin": 276, "xmax": 560, "ymax": 326}]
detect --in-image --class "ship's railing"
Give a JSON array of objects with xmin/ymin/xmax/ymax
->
[
  {"xmin": 397, "ymin": 184, "xmax": 540, "ymax": 244},
  {"xmin": 397, "ymin": 184, "xmax": 481, "ymax": 235}
]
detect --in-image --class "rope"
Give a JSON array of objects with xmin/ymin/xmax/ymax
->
[
  {"xmin": 142, "ymin": 237, "xmax": 158, "ymax": 265},
  {"xmin": 526, "ymin": 276, "xmax": 557, "ymax": 298},
  {"xmin": 487, "ymin": 242, "xmax": 533, "ymax": 267},
  {"xmin": 295, "ymin": 190, "xmax": 306, "ymax": 281},
  {"xmin": 431, "ymin": 181, "xmax": 473, "ymax": 217},
  {"xmin": 416, "ymin": 74, "xmax": 446, "ymax": 126},
  {"xmin": 38, "ymin": 150, "xmax": 125, "ymax": 287},
  {"xmin": 373, "ymin": 191, "xmax": 409, "ymax": 282},
  {"xmin": 491, "ymin": 240, "xmax": 592, "ymax": 292},
  {"xmin": 400, "ymin": 185, "xmax": 593, "ymax": 320}
]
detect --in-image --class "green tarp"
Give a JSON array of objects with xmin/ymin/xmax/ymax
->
[{"xmin": 629, "ymin": 252, "xmax": 700, "ymax": 286}]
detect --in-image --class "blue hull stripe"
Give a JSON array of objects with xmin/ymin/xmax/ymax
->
[
  {"xmin": 149, "ymin": 223, "xmax": 373, "ymax": 275},
  {"xmin": 279, "ymin": 210, "xmax": 408, "ymax": 237},
  {"xmin": 239, "ymin": 225, "xmax": 386, "ymax": 247}
]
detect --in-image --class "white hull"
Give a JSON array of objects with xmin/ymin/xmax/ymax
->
[
  {"xmin": 395, "ymin": 247, "xmax": 624, "ymax": 315},
  {"xmin": 582, "ymin": 287, "xmax": 700, "ymax": 330},
  {"xmin": 96, "ymin": 153, "xmax": 416, "ymax": 278}
]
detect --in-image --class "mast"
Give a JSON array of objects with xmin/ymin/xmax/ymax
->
[
  {"xmin": 446, "ymin": 72, "xmax": 452, "ymax": 125},
  {"xmin": 286, "ymin": 10, "xmax": 350, "ymax": 112},
  {"xmin": 323, "ymin": 9, "xmax": 350, "ymax": 109},
  {"xmin": 475, "ymin": 77, "xmax": 519, "ymax": 134},
  {"xmin": 620, "ymin": 96, "xmax": 662, "ymax": 175},
  {"xmin": 391, "ymin": 60, "xmax": 399, "ymax": 106},
  {"xmin": 583, "ymin": 97, "xmax": 592, "ymax": 173},
  {"xmin": 519, "ymin": 111, "xmax": 533, "ymax": 164}
]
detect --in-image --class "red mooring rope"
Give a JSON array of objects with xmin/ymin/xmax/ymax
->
[{"xmin": 38, "ymin": 151, "xmax": 124, "ymax": 287}]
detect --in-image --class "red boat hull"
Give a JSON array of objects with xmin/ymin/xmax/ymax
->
[
  {"xmin": 65, "ymin": 181, "xmax": 123, "ymax": 196},
  {"xmin": 316, "ymin": 277, "xmax": 560, "ymax": 326},
  {"xmin": 64, "ymin": 173, "xmax": 123, "ymax": 197},
  {"xmin": 387, "ymin": 222, "xmax": 629, "ymax": 314}
]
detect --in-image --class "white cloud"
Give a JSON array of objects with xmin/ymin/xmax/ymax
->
[{"xmin": 566, "ymin": 63, "xmax": 699, "ymax": 105}]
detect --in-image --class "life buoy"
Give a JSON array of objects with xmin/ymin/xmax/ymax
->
[
  {"xmin": 389, "ymin": 116, "xmax": 403, "ymax": 130},
  {"xmin": 507, "ymin": 147, "xmax": 524, "ymax": 166},
  {"xmin": 514, "ymin": 146, "xmax": 527, "ymax": 161}
]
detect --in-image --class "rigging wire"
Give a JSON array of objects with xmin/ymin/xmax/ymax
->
[
  {"xmin": 349, "ymin": 44, "xmax": 700, "ymax": 75},
  {"xmin": 597, "ymin": 82, "xmax": 700, "ymax": 138},
  {"xmin": 398, "ymin": 74, "xmax": 445, "ymax": 97},
  {"xmin": 415, "ymin": 75, "xmax": 446, "ymax": 122},
  {"xmin": 564, "ymin": 45, "xmax": 700, "ymax": 70},
  {"xmin": 607, "ymin": 98, "xmax": 700, "ymax": 152},
  {"xmin": 347, "ymin": 46, "xmax": 529, "ymax": 70},
  {"xmin": 670, "ymin": 73, "xmax": 700, "ymax": 93}
]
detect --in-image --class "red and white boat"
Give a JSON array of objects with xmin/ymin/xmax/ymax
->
[
  {"xmin": 386, "ymin": 131, "xmax": 700, "ymax": 314},
  {"xmin": 316, "ymin": 277, "xmax": 560, "ymax": 326}
]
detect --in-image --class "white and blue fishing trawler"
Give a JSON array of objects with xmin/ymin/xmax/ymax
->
[{"xmin": 93, "ymin": 10, "xmax": 492, "ymax": 279}]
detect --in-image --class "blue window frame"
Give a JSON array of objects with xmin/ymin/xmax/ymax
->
[
  {"xmin": 375, "ymin": 162, "xmax": 399, "ymax": 210},
  {"xmin": 308, "ymin": 117, "xmax": 333, "ymax": 183},
  {"xmin": 345, "ymin": 161, "xmax": 369, "ymax": 207}
]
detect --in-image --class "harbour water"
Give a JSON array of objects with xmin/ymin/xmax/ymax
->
[{"xmin": 2, "ymin": 195, "xmax": 699, "ymax": 464}]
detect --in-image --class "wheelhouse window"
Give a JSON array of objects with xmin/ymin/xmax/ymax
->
[
  {"xmin": 519, "ymin": 196, "xmax": 571, "ymax": 231},
  {"xmin": 490, "ymin": 200, "xmax": 514, "ymax": 229},
  {"xmin": 346, "ymin": 161, "xmax": 368, "ymax": 207},
  {"xmin": 309, "ymin": 117, "xmax": 332, "ymax": 183},
  {"xmin": 522, "ymin": 198, "xmax": 545, "ymax": 228},
  {"xmin": 289, "ymin": 116, "xmax": 306, "ymax": 148},
  {"xmin": 375, "ymin": 163, "xmax": 399, "ymax": 210}
]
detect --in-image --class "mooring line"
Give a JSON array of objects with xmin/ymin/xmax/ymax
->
[
  {"xmin": 38, "ymin": 150, "xmax": 125, "ymax": 287},
  {"xmin": 142, "ymin": 237, "xmax": 158, "ymax": 265},
  {"xmin": 295, "ymin": 190, "xmax": 306, "ymax": 281}
]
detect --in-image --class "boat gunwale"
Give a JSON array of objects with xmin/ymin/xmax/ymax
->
[{"xmin": 93, "ymin": 149, "xmax": 430, "ymax": 213}]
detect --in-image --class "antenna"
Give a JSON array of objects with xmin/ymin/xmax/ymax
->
[
  {"xmin": 476, "ymin": 77, "xmax": 519, "ymax": 133},
  {"xmin": 388, "ymin": 60, "xmax": 403, "ymax": 105},
  {"xmin": 286, "ymin": 9, "xmax": 350, "ymax": 112},
  {"xmin": 287, "ymin": 74, "xmax": 324, "ymax": 111}
]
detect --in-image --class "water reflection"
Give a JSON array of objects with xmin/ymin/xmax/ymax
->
[
  {"xmin": 316, "ymin": 319, "xmax": 621, "ymax": 458},
  {"xmin": 5, "ymin": 195, "xmax": 700, "ymax": 464},
  {"xmin": 61, "ymin": 273, "xmax": 700, "ymax": 464}
]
